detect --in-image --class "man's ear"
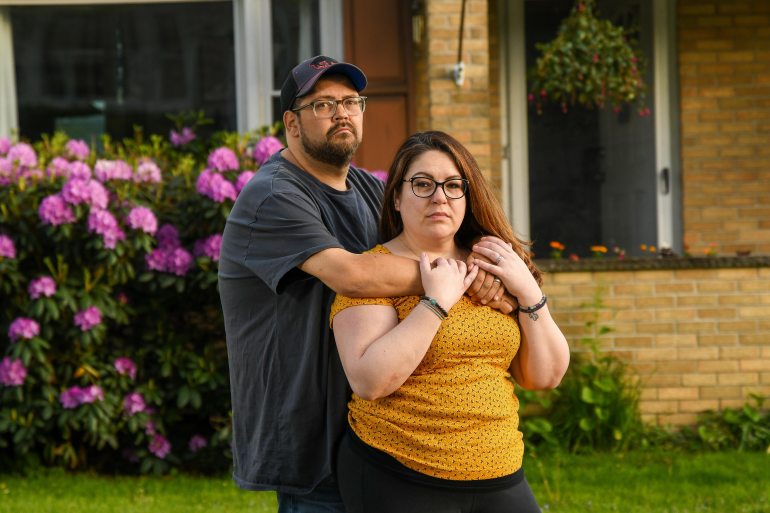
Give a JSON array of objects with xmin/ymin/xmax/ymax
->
[{"xmin": 283, "ymin": 111, "xmax": 300, "ymax": 138}]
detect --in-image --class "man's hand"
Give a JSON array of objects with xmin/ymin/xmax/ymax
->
[
  {"xmin": 486, "ymin": 292, "xmax": 518, "ymax": 315},
  {"xmin": 465, "ymin": 251, "xmax": 503, "ymax": 304}
]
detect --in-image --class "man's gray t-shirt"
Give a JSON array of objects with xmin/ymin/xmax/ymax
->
[{"xmin": 218, "ymin": 152, "xmax": 383, "ymax": 493}]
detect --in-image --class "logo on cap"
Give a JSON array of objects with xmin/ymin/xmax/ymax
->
[{"xmin": 310, "ymin": 60, "xmax": 335, "ymax": 70}]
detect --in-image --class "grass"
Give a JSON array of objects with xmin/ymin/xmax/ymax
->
[
  {"xmin": 0, "ymin": 451, "xmax": 767, "ymax": 513},
  {"xmin": 525, "ymin": 450, "xmax": 770, "ymax": 513}
]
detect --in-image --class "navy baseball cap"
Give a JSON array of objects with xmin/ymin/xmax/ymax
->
[{"xmin": 280, "ymin": 55, "xmax": 367, "ymax": 113}]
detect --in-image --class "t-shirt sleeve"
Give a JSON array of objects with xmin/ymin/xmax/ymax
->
[
  {"xmin": 329, "ymin": 294, "xmax": 394, "ymax": 328},
  {"xmin": 241, "ymin": 190, "xmax": 342, "ymax": 292}
]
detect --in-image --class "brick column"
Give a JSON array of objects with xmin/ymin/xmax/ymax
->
[{"xmin": 418, "ymin": 0, "xmax": 493, "ymax": 178}]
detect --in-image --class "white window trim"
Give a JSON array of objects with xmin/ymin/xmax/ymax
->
[
  {"xmin": 500, "ymin": 0, "xmax": 530, "ymax": 240},
  {"xmin": 0, "ymin": 7, "xmax": 18, "ymax": 138}
]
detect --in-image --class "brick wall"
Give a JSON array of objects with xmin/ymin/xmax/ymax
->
[
  {"xmin": 417, "ymin": 0, "xmax": 493, "ymax": 177},
  {"xmin": 678, "ymin": 0, "xmax": 770, "ymax": 257},
  {"xmin": 543, "ymin": 265, "xmax": 770, "ymax": 425}
]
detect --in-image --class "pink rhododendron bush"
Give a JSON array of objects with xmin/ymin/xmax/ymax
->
[{"xmin": 0, "ymin": 129, "xmax": 285, "ymax": 474}]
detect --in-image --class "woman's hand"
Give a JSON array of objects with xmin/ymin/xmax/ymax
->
[
  {"xmin": 419, "ymin": 253, "xmax": 478, "ymax": 311},
  {"xmin": 472, "ymin": 236, "xmax": 541, "ymax": 305}
]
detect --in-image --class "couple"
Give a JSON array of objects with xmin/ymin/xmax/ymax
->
[{"xmin": 219, "ymin": 55, "xmax": 569, "ymax": 513}]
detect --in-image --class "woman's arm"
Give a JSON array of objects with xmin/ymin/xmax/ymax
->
[
  {"xmin": 332, "ymin": 254, "xmax": 478, "ymax": 400},
  {"xmin": 472, "ymin": 236, "xmax": 570, "ymax": 390}
]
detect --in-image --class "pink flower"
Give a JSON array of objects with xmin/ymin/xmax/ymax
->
[
  {"xmin": 123, "ymin": 392, "xmax": 146, "ymax": 416},
  {"xmin": 235, "ymin": 170, "xmax": 255, "ymax": 192},
  {"xmin": 67, "ymin": 161, "xmax": 92, "ymax": 180},
  {"xmin": 74, "ymin": 306, "xmax": 102, "ymax": 331},
  {"xmin": 0, "ymin": 234, "xmax": 15, "ymax": 258},
  {"xmin": 0, "ymin": 357, "xmax": 27, "ymax": 387},
  {"xmin": 126, "ymin": 206, "xmax": 158, "ymax": 235},
  {"xmin": 62, "ymin": 178, "xmax": 108, "ymax": 209},
  {"xmin": 207, "ymin": 147, "xmax": 239, "ymax": 171},
  {"xmin": 47, "ymin": 157, "xmax": 70, "ymax": 178},
  {"xmin": 145, "ymin": 249, "xmax": 169, "ymax": 272},
  {"xmin": 88, "ymin": 209, "xmax": 125, "ymax": 249},
  {"xmin": 94, "ymin": 159, "xmax": 132, "ymax": 182},
  {"xmin": 80, "ymin": 385, "xmax": 104, "ymax": 404},
  {"xmin": 28, "ymin": 276, "xmax": 57, "ymax": 299},
  {"xmin": 170, "ymin": 127, "xmax": 196, "ymax": 147},
  {"xmin": 0, "ymin": 137, "xmax": 10, "ymax": 155},
  {"xmin": 369, "ymin": 170, "xmax": 388, "ymax": 182},
  {"xmin": 149, "ymin": 434, "xmax": 171, "ymax": 459},
  {"xmin": 253, "ymin": 136, "xmax": 283, "ymax": 165},
  {"xmin": 60, "ymin": 386, "xmax": 85, "ymax": 409},
  {"xmin": 193, "ymin": 234, "xmax": 222, "ymax": 261},
  {"xmin": 7, "ymin": 143, "xmax": 37, "ymax": 169},
  {"xmin": 8, "ymin": 317, "xmax": 40, "ymax": 341},
  {"xmin": 168, "ymin": 247, "xmax": 193, "ymax": 276},
  {"xmin": 144, "ymin": 420, "xmax": 156, "ymax": 436},
  {"xmin": 156, "ymin": 224, "xmax": 180, "ymax": 250},
  {"xmin": 114, "ymin": 357, "xmax": 137, "ymax": 380},
  {"xmin": 134, "ymin": 159, "xmax": 162, "ymax": 183},
  {"xmin": 188, "ymin": 434, "xmax": 208, "ymax": 453},
  {"xmin": 39, "ymin": 194, "xmax": 76, "ymax": 226},
  {"xmin": 0, "ymin": 157, "xmax": 16, "ymax": 185},
  {"xmin": 196, "ymin": 169, "xmax": 237, "ymax": 202},
  {"xmin": 66, "ymin": 139, "xmax": 90, "ymax": 161}
]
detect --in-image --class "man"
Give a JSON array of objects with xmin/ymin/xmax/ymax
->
[{"xmin": 219, "ymin": 55, "xmax": 509, "ymax": 512}]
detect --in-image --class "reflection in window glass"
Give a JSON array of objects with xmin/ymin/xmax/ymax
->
[
  {"xmin": 525, "ymin": 0, "xmax": 655, "ymax": 257},
  {"xmin": 11, "ymin": 3, "xmax": 235, "ymax": 142},
  {"xmin": 271, "ymin": 0, "xmax": 320, "ymax": 121}
]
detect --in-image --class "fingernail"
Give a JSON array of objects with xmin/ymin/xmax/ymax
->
[{"xmin": 494, "ymin": 296, "xmax": 500, "ymax": 301}]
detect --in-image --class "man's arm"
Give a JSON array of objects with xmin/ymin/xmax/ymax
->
[{"xmin": 299, "ymin": 248, "xmax": 422, "ymax": 297}]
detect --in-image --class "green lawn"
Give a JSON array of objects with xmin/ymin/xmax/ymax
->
[{"xmin": 0, "ymin": 451, "xmax": 767, "ymax": 513}]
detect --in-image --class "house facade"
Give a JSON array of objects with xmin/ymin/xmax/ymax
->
[{"xmin": 2, "ymin": 0, "xmax": 768, "ymax": 424}]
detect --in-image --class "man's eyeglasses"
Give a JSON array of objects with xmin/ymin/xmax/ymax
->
[
  {"xmin": 291, "ymin": 96, "xmax": 367, "ymax": 119},
  {"xmin": 402, "ymin": 176, "xmax": 469, "ymax": 199}
]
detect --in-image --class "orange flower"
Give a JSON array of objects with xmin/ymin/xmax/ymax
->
[
  {"xmin": 590, "ymin": 245, "xmax": 607, "ymax": 253},
  {"xmin": 549, "ymin": 241, "xmax": 565, "ymax": 251}
]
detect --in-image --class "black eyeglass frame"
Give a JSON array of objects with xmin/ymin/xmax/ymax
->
[
  {"xmin": 290, "ymin": 96, "xmax": 367, "ymax": 118},
  {"xmin": 401, "ymin": 176, "xmax": 469, "ymax": 199}
]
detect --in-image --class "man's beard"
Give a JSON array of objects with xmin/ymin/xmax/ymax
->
[{"xmin": 299, "ymin": 123, "xmax": 361, "ymax": 167}]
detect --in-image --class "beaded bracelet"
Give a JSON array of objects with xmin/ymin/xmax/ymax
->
[
  {"xmin": 516, "ymin": 295, "xmax": 547, "ymax": 321},
  {"xmin": 419, "ymin": 296, "xmax": 449, "ymax": 320}
]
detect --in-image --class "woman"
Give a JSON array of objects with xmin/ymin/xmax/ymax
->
[{"xmin": 330, "ymin": 131, "xmax": 570, "ymax": 513}]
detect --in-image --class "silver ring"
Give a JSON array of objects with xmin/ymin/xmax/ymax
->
[
  {"xmin": 495, "ymin": 254, "xmax": 503, "ymax": 265},
  {"xmin": 493, "ymin": 277, "xmax": 502, "ymax": 284}
]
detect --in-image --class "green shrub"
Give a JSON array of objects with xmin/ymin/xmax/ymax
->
[
  {"xmin": 0, "ymin": 122, "xmax": 283, "ymax": 473},
  {"xmin": 519, "ymin": 287, "xmax": 644, "ymax": 453}
]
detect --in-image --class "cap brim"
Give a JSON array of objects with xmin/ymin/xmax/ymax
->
[{"xmin": 295, "ymin": 62, "xmax": 367, "ymax": 98}]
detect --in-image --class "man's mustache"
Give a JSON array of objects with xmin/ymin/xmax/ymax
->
[{"xmin": 327, "ymin": 123, "xmax": 357, "ymax": 138}]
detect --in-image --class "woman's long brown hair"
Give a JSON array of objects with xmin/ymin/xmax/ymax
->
[{"xmin": 380, "ymin": 131, "xmax": 542, "ymax": 285}]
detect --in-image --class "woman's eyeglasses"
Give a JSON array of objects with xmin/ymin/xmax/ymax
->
[{"xmin": 402, "ymin": 177, "xmax": 468, "ymax": 199}]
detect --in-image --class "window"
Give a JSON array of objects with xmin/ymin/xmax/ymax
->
[
  {"xmin": 501, "ymin": 0, "xmax": 680, "ymax": 257},
  {"xmin": 8, "ymin": 2, "xmax": 235, "ymax": 142},
  {"xmin": 0, "ymin": 0, "xmax": 344, "ymax": 140}
]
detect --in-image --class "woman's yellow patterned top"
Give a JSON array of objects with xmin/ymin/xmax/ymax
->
[{"xmin": 330, "ymin": 245, "xmax": 523, "ymax": 480}]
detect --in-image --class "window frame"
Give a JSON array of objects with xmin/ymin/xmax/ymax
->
[
  {"xmin": 499, "ymin": 0, "xmax": 682, "ymax": 253},
  {"xmin": 0, "ymin": 0, "xmax": 344, "ymax": 137}
]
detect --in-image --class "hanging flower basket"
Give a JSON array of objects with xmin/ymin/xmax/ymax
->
[{"xmin": 528, "ymin": 0, "xmax": 649, "ymax": 116}]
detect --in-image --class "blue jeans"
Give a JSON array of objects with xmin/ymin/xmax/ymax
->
[{"xmin": 277, "ymin": 482, "xmax": 346, "ymax": 513}]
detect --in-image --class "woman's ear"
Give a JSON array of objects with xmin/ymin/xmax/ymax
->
[{"xmin": 394, "ymin": 196, "xmax": 400, "ymax": 212}]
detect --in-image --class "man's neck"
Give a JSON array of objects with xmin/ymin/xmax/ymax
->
[{"xmin": 281, "ymin": 148, "xmax": 349, "ymax": 191}]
